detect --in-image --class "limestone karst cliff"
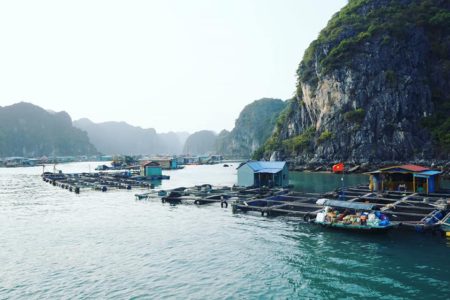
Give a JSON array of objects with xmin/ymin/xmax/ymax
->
[{"xmin": 261, "ymin": 0, "xmax": 450, "ymax": 163}]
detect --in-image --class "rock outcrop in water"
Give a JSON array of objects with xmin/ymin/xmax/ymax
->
[{"xmin": 260, "ymin": 0, "xmax": 450, "ymax": 164}]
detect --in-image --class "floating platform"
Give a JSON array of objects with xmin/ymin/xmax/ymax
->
[
  {"xmin": 42, "ymin": 170, "xmax": 450, "ymax": 234},
  {"xmin": 41, "ymin": 171, "xmax": 169, "ymax": 193},
  {"xmin": 231, "ymin": 185, "xmax": 450, "ymax": 233}
]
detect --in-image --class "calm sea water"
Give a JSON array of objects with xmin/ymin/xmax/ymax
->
[{"xmin": 0, "ymin": 162, "xmax": 449, "ymax": 299}]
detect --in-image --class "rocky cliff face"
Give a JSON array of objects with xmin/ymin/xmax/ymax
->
[
  {"xmin": 216, "ymin": 98, "xmax": 286, "ymax": 158},
  {"xmin": 266, "ymin": 0, "xmax": 450, "ymax": 164},
  {"xmin": 182, "ymin": 130, "xmax": 217, "ymax": 155}
]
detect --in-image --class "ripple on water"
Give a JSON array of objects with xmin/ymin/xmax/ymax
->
[{"xmin": 1, "ymin": 165, "xmax": 450, "ymax": 299}]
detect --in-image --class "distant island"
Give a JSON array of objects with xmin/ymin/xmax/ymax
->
[
  {"xmin": 73, "ymin": 118, "xmax": 189, "ymax": 155},
  {"xmin": 0, "ymin": 98, "xmax": 285, "ymax": 160},
  {"xmin": 0, "ymin": 102, "xmax": 96, "ymax": 157}
]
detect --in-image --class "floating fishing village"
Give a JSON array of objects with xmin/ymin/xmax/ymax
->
[
  {"xmin": 41, "ymin": 159, "xmax": 450, "ymax": 237},
  {"xmin": 3, "ymin": 0, "xmax": 450, "ymax": 298}
]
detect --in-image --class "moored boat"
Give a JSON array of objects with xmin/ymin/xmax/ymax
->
[
  {"xmin": 440, "ymin": 212, "xmax": 450, "ymax": 236},
  {"xmin": 313, "ymin": 199, "xmax": 397, "ymax": 232}
]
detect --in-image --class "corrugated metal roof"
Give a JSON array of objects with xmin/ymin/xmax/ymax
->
[
  {"xmin": 256, "ymin": 168, "xmax": 282, "ymax": 174},
  {"xmin": 240, "ymin": 161, "xmax": 286, "ymax": 172},
  {"xmin": 378, "ymin": 164, "xmax": 429, "ymax": 173},
  {"xmin": 414, "ymin": 170, "xmax": 442, "ymax": 177},
  {"xmin": 397, "ymin": 164, "xmax": 429, "ymax": 172}
]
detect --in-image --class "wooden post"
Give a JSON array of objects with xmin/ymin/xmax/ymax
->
[
  {"xmin": 426, "ymin": 178, "xmax": 429, "ymax": 194},
  {"xmin": 413, "ymin": 176, "xmax": 416, "ymax": 193}
]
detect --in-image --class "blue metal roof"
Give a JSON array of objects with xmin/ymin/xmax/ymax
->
[
  {"xmin": 240, "ymin": 161, "xmax": 286, "ymax": 173},
  {"xmin": 256, "ymin": 168, "xmax": 282, "ymax": 174},
  {"xmin": 413, "ymin": 170, "xmax": 442, "ymax": 177}
]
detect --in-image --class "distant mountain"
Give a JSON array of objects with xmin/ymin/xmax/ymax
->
[
  {"xmin": 73, "ymin": 118, "xmax": 186, "ymax": 155},
  {"xmin": 215, "ymin": 98, "xmax": 287, "ymax": 158},
  {"xmin": 159, "ymin": 131, "xmax": 190, "ymax": 154},
  {"xmin": 183, "ymin": 130, "xmax": 217, "ymax": 155},
  {"xmin": 0, "ymin": 102, "xmax": 97, "ymax": 157}
]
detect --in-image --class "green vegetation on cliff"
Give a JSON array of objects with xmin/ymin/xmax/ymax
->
[
  {"xmin": 296, "ymin": 0, "xmax": 450, "ymax": 153},
  {"xmin": 217, "ymin": 98, "xmax": 287, "ymax": 158},
  {"xmin": 299, "ymin": 0, "xmax": 450, "ymax": 86}
]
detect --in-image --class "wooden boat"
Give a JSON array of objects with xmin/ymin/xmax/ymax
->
[
  {"xmin": 313, "ymin": 199, "xmax": 397, "ymax": 232},
  {"xmin": 135, "ymin": 192, "xmax": 156, "ymax": 200},
  {"xmin": 440, "ymin": 212, "xmax": 450, "ymax": 235},
  {"xmin": 315, "ymin": 220, "xmax": 397, "ymax": 232}
]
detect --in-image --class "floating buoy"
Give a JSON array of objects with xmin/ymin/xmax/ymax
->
[
  {"xmin": 102, "ymin": 186, "xmax": 107, "ymax": 192},
  {"xmin": 127, "ymin": 185, "xmax": 131, "ymax": 190},
  {"xmin": 221, "ymin": 201, "xmax": 228, "ymax": 208},
  {"xmin": 75, "ymin": 187, "xmax": 80, "ymax": 194}
]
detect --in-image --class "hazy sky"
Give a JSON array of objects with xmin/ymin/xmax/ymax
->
[{"xmin": 0, "ymin": 0, "xmax": 347, "ymax": 133}]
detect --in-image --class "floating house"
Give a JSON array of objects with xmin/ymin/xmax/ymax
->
[
  {"xmin": 183, "ymin": 156, "xmax": 200, "ymax": 165},
  {"xmin": 237, "ymin": 161, "xmax": 289, "ymax": 188},
  {"xmin": 100, "ymin": 155, "xmax": 113, "ymax": 161},
  {"xmin": 140, "ymin": 158, "xmax": 179, "ymax": 170},
  {"xmin": 151, "ymin": 158, "xmax": 178, "ymax": 170},
  {"xmin": 368, "ymin": 164, "xmax": 442, "ymax": 194},
  {"xmin": 140, "ymin": 161, "xmax": 162, "ymax": 177},
  {"xmin": 3, "ymin": 157, "xmax": 26, "ymax": 167}
]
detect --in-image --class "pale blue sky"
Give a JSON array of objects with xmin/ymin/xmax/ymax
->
[{"xmin": 0, "ymin": 0, "xmax": 347, "ymax": 133}]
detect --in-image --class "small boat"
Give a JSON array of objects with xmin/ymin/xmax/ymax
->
[
  {"xmin": 161, "ymin": 191, "xmax": 183, "ymax": 204},
  {"xmin": 313, "ymin": 199, "xmax": 397, "ymax": 232},
  {"xmin": 135, "ymin": 192, "xmax": 152, "ymax": 200},
  {"xmin": 440, "ymin": 212, "xmax": 450, "ymax": 236}
]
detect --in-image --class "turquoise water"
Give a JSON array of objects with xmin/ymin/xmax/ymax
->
[
  {"xmin": 0, "ymin": 163, "xmax": 449, "ymax": 299},
  {"xmin": 289, "ymin": 171, "xmax": 369, "ymax": 193}
]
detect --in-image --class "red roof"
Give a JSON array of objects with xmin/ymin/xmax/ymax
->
[{"xmin": 397, "ymin": 164, "xmax": 429, "ymax": 172}]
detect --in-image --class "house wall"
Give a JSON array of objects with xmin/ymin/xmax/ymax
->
[
  {"xmin": 170, "ymin": 159, "xmax": 177, "ymax": 169},
  {"xmin": 281, "ymin": 166, "xmax": 289, "ymax": 187},
  {"xmin": 145, "ymin": 166, "xmax": 162, "ymax": 176},
  {"xmin": 237, "ymin": 164, "xmax": 255, "ymax": 187}
]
